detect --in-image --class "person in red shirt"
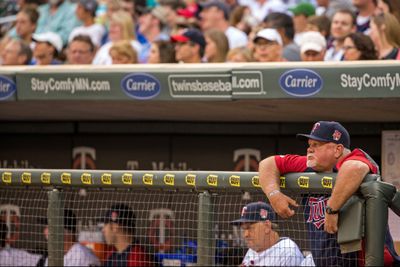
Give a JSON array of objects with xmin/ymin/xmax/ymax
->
[
  {"xmin": 259, "ymin": 121, "xmax": 399, "ymax": 266},
  {"xmin": 102, "ymin": 203, "xmax": 151, "ymax": 267}
]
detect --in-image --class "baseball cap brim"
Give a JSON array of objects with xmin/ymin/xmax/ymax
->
[
  {"xmin": 297, "ymin": 133, "xmax": 331, "ymax": 143},
  {"xmin": 230, "ymin": 218, "xmax": 259, "ymax": 225},
  {"xmin": 171, "ymin": 35, "xmax": 190, "ymax": 43}
]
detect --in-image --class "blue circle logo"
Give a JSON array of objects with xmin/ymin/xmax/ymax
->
[
  {"xmin": 279, "ymin": 69, "xmax": 323, "ymax": 97},
  {"xmin": 121, "ymin": 73, "xmax": 161, "ymax": 100},
  {"xmin": 0, "ymin": 75, "xmax": 16, "ymax": 100}
]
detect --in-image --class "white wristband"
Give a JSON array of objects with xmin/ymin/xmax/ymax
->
[{"xmin": 268, "ymin": 189, "xmax": 280, "ymax": 198}]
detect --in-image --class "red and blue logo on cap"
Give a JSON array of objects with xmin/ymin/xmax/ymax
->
[
  {"xmin": 332, "ymin": 130, "xmax": 342, "ymax": 141},
  {"xmin": 260, "ymin": 209, "xmax": 268, "ymax": 219}
]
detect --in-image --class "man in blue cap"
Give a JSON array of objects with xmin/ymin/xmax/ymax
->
[
  {"xmin": 259, "ymin": 121, "xmax": 400, "ymax": 266},
  {"xmin": 171, "ymin": 28, "xmax": 206, "ymax": 63},
  {"xmin": 102, "ymin": 203, "xmax": 150, "ymax": 267},
  {"xmin": 231, "ymin": 202, "xmax": 307, "ymax": 266}
]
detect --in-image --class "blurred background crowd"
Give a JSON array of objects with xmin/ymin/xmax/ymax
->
[{"xmin": 0, "ymin": 0, "xmax": 399, "ymax": 65}]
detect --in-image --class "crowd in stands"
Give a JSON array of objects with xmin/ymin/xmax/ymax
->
[{"xmin": 1, "ymin": 0, "xmax": 400, "ymax": 65}]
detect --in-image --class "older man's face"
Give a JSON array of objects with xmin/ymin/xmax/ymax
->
[
  {"xmin": 241, "ymin": 221, "xmax": 271, "ymax": 252},
  {"xmin": 67, "ymin": 40, "xmax": 94, "ymax": 64},
  {"xmin": 33, "ymin": 42, "xmax": 55, "ymax": 65},
  {"xmin": 1, "ymin": 41, "xmax": 25, "ymax": 65},
  {"xmin": 253, "ymin": 39, "xmax": 282, "ymax": 62}
]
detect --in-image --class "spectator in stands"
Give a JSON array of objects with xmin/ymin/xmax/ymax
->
[
  {"xmin": 147, "ymin": 40, "xmax": 177, "ymax": 63},
  {"xmin": 376, "ymin": 0, "xmax": 400, "ymax": 23},
  {"xmin": 0, "ymin": 219, "xmax": 41, "ymax": 266},
  {"xmin": 229, "ymin": 6, "xmax": 257, "ymax": 35},
  {"xmin": 69, "ymin": 0, "xmax": 106, "ymax": 49},
  {"xmin": 92, "ymin": 10, "xmax": 142, "ymax": 65},
  {"xmin": 32, "ymin": 32, "xmax": 63, "ymax": 65},
  {"xmin": 0, "ymin": 6, "xmax": 38, "ymax": 53},
  {"xmin": 352, "ymin": 0, "xmax": 377, "ymax": 33},
  {"xmin": 263, "ymin": 12, "xmax": 301, "ymax": 61},
  {"xmin": 15, "ymin": 7, "xmax": 39, "ymax": 46},
  {"xmin": 369, "ymin": 12, "xmax": 400, "ymax": 59},
  {"xmin": 231, "ymin": 202, "xmax": 308, "ymax": 266},
  {"xmin": 159, "ymin": 0, "xmax": 187, "ymax": 35},
  {"xmin": 239, "ymin": 0, "xmax": 287, "ymax": 24},
  {"xmin": 204, "ymin": 29, "xmax": 229, "ymax": 62},
  {"xmin": 35, "ymin": 0, "xmax": 81, "ymax": 47},
  {"xmin": 171, "ymin": 28, "xmax": 206, "ymax": 63},
  {"xmin": 199, "ymin": 0, "xmax": 248, "ymax": 49},
  {"xmin": 1, "ymin": 39, "xmax": 32, "ymax": 65},
  {"xmin": 102, "ymin": 203, "xmax": 150, "ymax": 267},
  {"xmin": 66, "ymin": 34, "xmax": 96, "ymax": 64},
  {"xmin": 38, "ymin": 209, "xmax": 100, "ymax": 266},
  {"xmin": 343, "ymin": 32, "xmax": 378, "ymax": 60},
  {"xmin": 110, "ymin": 40, "xmax": 138, "ymax": 64},
  {"xmin": 137, "ymin": 6, "xmax": 170, "ymax": 63},
  {"xmin": 300, "ymin": 31, "xmax": 327, "ymax": 61},
  {"xmin": 306, "ymin": 15, "xmax": 331, "ymax": 39},
  {"xmin": 226, "ymin": 46, "xmax": 254, "ymax": 62},
  {"xmin": 253, "ymin": 28, "xmax": 286, "ymax": 62},
  {"xmin": 289, "ymin": 2, "xmax": 316, "ymax": 45},
  {"xmin": 324, "ymin": 9, "xmax": 356, "ymax": 61}
]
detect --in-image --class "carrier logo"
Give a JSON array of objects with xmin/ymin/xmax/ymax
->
[
  {"xmin": 143, "ymin": 173, "xmax": 154, "ymax": 185},
  {"xmin": 41, "ymin": 172, "xmax": 51, "ymax": 184},
  {"xmin": 81, "ymin": 173, "xmax": 92, "ymax": 185},
  {"xmin": 101, "ymin": 173, "xmax": 112, "ymax": 185},
  {"xmin": 207, "ymin": 174, "xmax": 218, "ymax": 186},
  {"xmin": 279, "ymin": 69, "xmax": 323, "ymax": 97},
  {"xmin": 122, "ymin": 173, "xmax": 132, "ymax": 185},
  {"xmin": 61, "ymin": 173, "xmax": 71, "ymax": 184},
  {"xmin": 164, "ymin": 174, "xmax": 175, "ymax": 186},
  {"xmin": 185, "ymin": 174, "xmax": 196, "ymax": 186},
  {"xmin": 280, "ymin": 177, "xmax": 286, "ymax": 188},
  {"xmin": 229, "ymin": 175, "xmax": 240, "ymax": 187},
  {"xmin": 321, "ymin": 177, "xmax": 333, "ymax": 188},
  {"xmin": 121, "ymin": 73, "xmax": 161, "ymax": 100},
  {"xmin": 307, "ymin": 197, "xmax": 328, "ymax": 229},
  {"xmin": 298, "ymin": 176, "xmax": 309, "ymax": 188},
  {"xmin": 21, "ymin": 172, "xmax": 31, "ymax": 184},
  {"xmin": 0, "ymin": 75, "xmax": 16, "ymax": 100},
  {"xmin": 2, "ymin": 172, "xmax": 12, "ymax": 183},
  {"xmin": 252, "ymin": 176, "xmax": 260, "ymax": 187}
]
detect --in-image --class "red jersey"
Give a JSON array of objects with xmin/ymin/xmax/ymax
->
[{"xmin": 274, "ymin": 148, "xmax": 379, "ymax": 174}]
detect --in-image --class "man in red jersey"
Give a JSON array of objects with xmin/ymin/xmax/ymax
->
[
  {"xmin": 102, "ymin": 203, "xmax": 151, "ymax": 267},
  {"xmin": 259, "ymin": 121, "xmax": 399, "ymax": 266}
]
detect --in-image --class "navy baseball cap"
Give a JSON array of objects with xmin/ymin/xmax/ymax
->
[
  {"xmin": 103, "ymin": 203, "xmax": 136, "ymax": 229},
  {"xmin": 200, "ymin": 0, "xmax": 230, "ymax": 20},
  {"xmin": 171, "ymin": 28, "xmax": 206, "ymax": 49},
  {"xmin": 297, "ymin": 121, "xmax": 350, "ymax": 149},
  {"xmin": 231, "ymin": 202, "xmax": 276, "ymax": 225}
]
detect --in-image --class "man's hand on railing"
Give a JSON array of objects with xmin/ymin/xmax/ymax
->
[{"xmin": 268, "ymin": 191, "xmax": 299, "ymax": 219}]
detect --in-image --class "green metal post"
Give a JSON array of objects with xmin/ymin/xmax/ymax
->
[
  {"xmin": 197, "ymin": 191, "xmax": 215, "ymax": 266},
  {"xmin": 48, "ymin": 189, "xmax": 64, "ymax": 267}
]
